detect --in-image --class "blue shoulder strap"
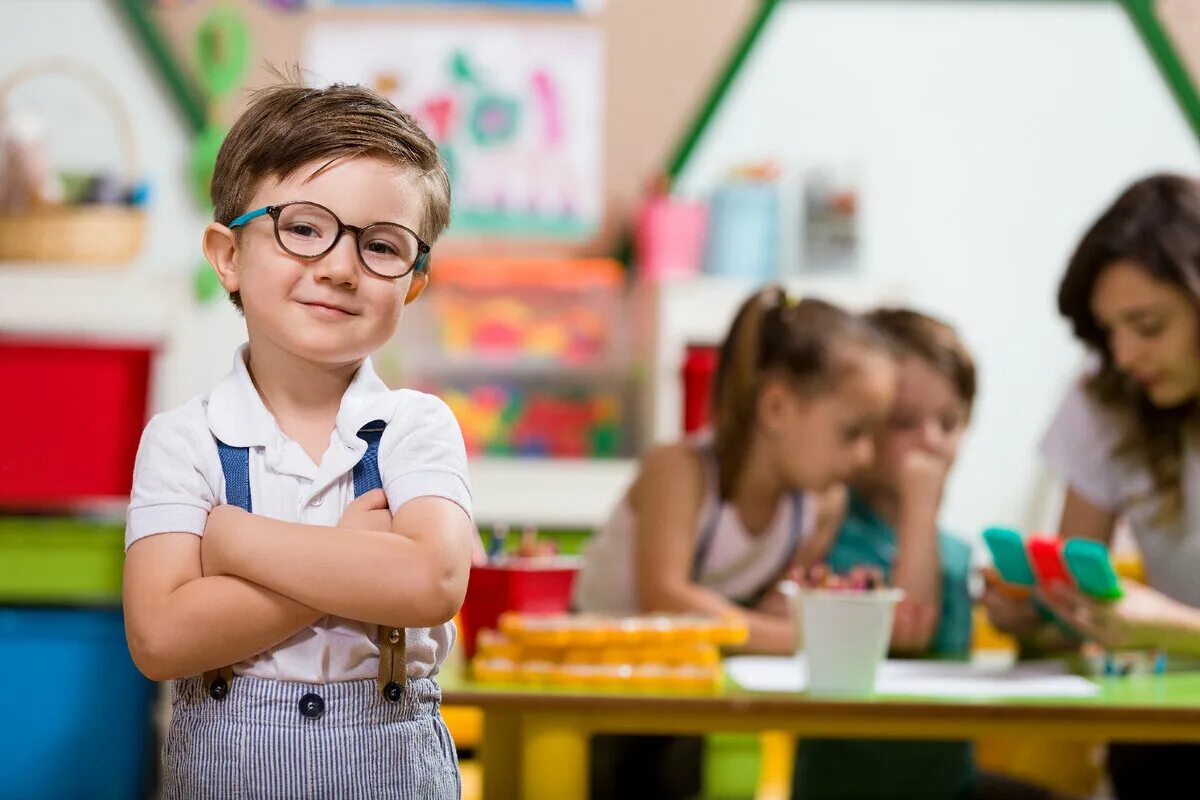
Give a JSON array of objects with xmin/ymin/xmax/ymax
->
[
  {"xmin": 215, "ymin": 439, "xmax": 252, "ymax": 512},
  {"xmin": 214, "ymin": 419, "xmax": 388, "ymax": 509},
  {"xmin": 352, "ymin": 420, "xmax": 386, "ymax": 496}
]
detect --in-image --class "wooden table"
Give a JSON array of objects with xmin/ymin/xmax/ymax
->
[{"xmin": 440, "ymin": 663, "xmax": 1200, "ymax": 799}]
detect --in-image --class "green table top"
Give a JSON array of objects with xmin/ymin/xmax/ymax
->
[{"xmin": 439, "ymin": 659, "xmax": 1200, "ymax": 740}]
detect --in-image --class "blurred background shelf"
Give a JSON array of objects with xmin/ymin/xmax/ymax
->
[{"xmin": 467, "ymin": 456, "xmax": 636, "ymax": 529}]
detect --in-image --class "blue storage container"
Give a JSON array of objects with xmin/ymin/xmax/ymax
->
[
  {"xmin": 0, "ymin": 607, "xmax": 156, "ymax": 800},
  {"xmin": 703, "ymin": 179, "xmax": 780, "ymax": 281}
]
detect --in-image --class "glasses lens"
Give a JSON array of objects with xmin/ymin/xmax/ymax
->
[
  {"xmin": 276, "ymin": 203, "xmax": 338, "ymax": 258},
  {"xmin": 359, "ymin": 223, "xmax": 421, "ymax": 277}
]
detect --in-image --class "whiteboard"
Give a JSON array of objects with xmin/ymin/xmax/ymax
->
[{"xmin": 675, "ymin": 1, "xmax": 1200, "ymax": 541}]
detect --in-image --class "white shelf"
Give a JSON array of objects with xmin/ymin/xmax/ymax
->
[
  {"xmin": 0, "ymin": 265, "xmax": 182, "ymax": 340},
  {"xmin": 468, "ymin": 456, "xmax": 636, "ymax": 529}
]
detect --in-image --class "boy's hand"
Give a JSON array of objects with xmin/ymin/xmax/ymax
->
[
  {"xmin": 890, "ymin": 598, "xmax": 937, "ymax": 653},
  {"xmin": 338, "ymin": 488, "xmax": 393, "ymax": 533},
  {"xmin": 897, "ymin": 449, "xmax": 949, "ymax": 532}
]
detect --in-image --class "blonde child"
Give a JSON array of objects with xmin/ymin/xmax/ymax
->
[
  {"xmin": 122, "ymin": 83, "xmax": 476, "ymax": 798},
  {"xmin": 574, "ymin": 286, "xmax": 897, "ymax": 798},
  {"xmin": 793, "ymin": 309, "xmax": 1058, "ymax": 799}
]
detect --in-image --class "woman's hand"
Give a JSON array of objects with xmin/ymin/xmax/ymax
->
[
  {"xmin": 1041, "ymin": 580, "xmax": 1199, "ymax": 652},
  {"xmin": 980, "ymin": 569, "xmax": 1043, "ymax": 638}
]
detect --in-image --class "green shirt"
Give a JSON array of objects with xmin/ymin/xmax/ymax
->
[{"xmin": 792, "ymin": 490, "xmax": 977, "ymax": 800}]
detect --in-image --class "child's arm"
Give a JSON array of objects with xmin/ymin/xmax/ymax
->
[
  {"xmin": 122, "ymin": 412, "xmax": 326, "ymax": 681},
  {"xmin": 124, "ymin": 533, "xmax": 323, "ymax": 681},
  {"xmin": 201, "ymin": 490, "xmax": 475, "ymax": 628},
  {"xmin": 631, "ymin": 444, "xmax": 796, "ymax": 656},
  {"xmin": 890, "ymin": 449, "xmax": 947, "ymax": 653},
  {"xmin": 202, "ymin": 393, "xmax": 475, "ymax": 629}
]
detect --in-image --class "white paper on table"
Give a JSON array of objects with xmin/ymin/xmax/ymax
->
[{"xmin": 725, "ymin": 656, "xmax": 1100, "ymax": 698}]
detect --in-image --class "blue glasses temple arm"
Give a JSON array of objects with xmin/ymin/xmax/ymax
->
[{"xmin": 228, "ymin": 206, "xmax": 271, "ymax": 228}]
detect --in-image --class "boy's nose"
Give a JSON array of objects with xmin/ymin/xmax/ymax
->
[{"xmin": 313, "ymin": 234, "xmax": 359, "ymax": 287}]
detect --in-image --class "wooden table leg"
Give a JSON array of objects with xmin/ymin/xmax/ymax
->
[
  {"xmin": 521, "ymin": 712, "xmax": 590, "ymax": 800},
  {"xmin": 481, "ymin": 710, "xmax": 521, "ymax": 799}
]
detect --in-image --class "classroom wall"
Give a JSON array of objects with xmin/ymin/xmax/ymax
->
[
  {"xmin": 149, "ymin": 0, "xmax": 760, "ymax": 259},
  {"xmin": 0, "ymin": 0, "xmax": 245, "ymax": 416},
  {"xmin": 675, "ymin": 0, "xmax": 1200, "ymax": 539}
]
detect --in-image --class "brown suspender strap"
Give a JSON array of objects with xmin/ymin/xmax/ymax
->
[{"xmin": 378, "ymin": 625, "xmax": 407, "ymax": 701}]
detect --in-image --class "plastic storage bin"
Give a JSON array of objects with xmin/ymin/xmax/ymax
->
[
  {"xmin": 458, "ymin": 559, "xmax": 578, "ymax": 659},
  {"xmin": 417, "ymin": 258, "xmax": 625, "ymax": 367},
  {"xmin": 0, "ymin": 336, "xmax": 155, "ymax": 508},
  {"xmin": 0, "ymin": 607, "xmax": 156, "ymax": 800}
]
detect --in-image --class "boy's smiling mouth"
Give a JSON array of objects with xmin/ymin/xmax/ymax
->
[{"xmin": 297, "ymin": 299, "xmax": 358, "ymax": 317}]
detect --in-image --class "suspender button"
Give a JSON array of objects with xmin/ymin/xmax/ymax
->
[
  {"xmin": 383, "ymin": 681, "xmax": 403, "ymax": 702},
  {"xmin": 387, "ymin": 628, "xmax": 402, "ymax": 644},
  {"xmin": 208, "ymin": 677, "xmax": 228, "ymax": 701}
]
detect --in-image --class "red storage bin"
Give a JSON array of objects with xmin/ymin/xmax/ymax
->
[
  {"xmin": 682, "ymin": 344, "xmax": 719, "ymax": 434},
  {"xmin": 459, "ymin": 560, "xmax": 578, "ymax": 659},
  {"xmin": 0, "ymin": 337, "xmax": 156, "ymax": 508}
]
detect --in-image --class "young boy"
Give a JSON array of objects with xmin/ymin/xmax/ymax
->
[
  {"xmin": 122, "ymin": 82, "xmax": 475, "ymax": 798},
  {"xmin": 794, "ymin": 309, "xmax": 1057, "ymax": 799}
]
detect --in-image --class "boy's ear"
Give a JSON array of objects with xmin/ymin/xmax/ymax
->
[
  {"xmin": 203, "ymin": 222, "xmax": 240, "ymax": 295},
  {"xmin": 404, "ymin": 269, "xmax": 428, "ymax": 305}
]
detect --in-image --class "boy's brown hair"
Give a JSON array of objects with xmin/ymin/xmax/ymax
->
[
  {"xmin": 211, "ymin": 81, "xmax": 451, "ymax": 310},
  {"xmin": 866, "ymin": 308, "xmax": 976, "ymax": 415}
]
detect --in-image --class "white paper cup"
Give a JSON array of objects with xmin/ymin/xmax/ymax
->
[{"xmin": 796, "ymin": 588, "xmax": 904, "ymax": 696}]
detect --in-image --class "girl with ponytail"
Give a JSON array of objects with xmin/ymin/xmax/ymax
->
[{"xmin": 574, "ymin": 285, "xmax": 897, "ymax": 799}]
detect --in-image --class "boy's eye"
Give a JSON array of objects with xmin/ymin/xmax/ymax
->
[
  {"xmin": 1134, "ymin": 320, "xmax": 1165, "ymax": 338},
  {"xmin": 285, "ymin": 223, "xmax": 321, "ymax": 239},
  {"xmin": 365, "ymin": 240, "xmax": 401, "ymax": 257}
]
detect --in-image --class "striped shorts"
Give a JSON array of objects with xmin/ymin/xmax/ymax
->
[{"xmin": 161, "ymin": 675, "xmax": 460, "ymax": 799}]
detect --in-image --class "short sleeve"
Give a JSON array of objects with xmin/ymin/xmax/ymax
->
[
  {"xmin": 379, "ymin": 392, "xmax": 473, "ymax": 519},
  {"xmin": 125, "ymin": 409, "xmax": 218, "ymax": 550},
  {"xmin": 1039, "ymin": 381, "xmax": 1123, "ymax": 513}
]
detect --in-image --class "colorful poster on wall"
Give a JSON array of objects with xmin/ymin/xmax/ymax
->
[{"xmin": 305, "ymin": 23, "xmax": 603, "ymax": 238}]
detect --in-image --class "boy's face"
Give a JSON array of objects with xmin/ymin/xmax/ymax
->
[
  {"xmin": 210, "ymin": 156, "xmax": 427, "ymax": 366},
  {"xmin": 866, "ymin": 355, "xmax": 968, "ymax": 488}
]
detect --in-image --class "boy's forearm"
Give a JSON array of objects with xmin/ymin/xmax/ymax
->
[
  {"xmin": 209, "ymin": 508, "xmax": 468, "ymax": 628},
  {"xmin": 128, "ymin": 574, "xmax": 322, "ymax": 681},
  {"xmin": 894, "ymin": 505, "xmax": 942, "ymax": 611}
]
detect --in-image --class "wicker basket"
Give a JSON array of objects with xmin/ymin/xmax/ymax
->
[{"xmin": 0, "ymin": 60, "xmax": 146, "ymax": 264}]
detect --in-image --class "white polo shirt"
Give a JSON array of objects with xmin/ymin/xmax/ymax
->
[
  {"xmin": 125, "ymin": 343, "xmax": 473, "ymax": 683},
  {"xmin": 1041, "ymin": 379, "xmax": 1200, "ymax": 608}
]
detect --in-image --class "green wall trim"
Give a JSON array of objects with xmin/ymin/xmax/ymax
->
[
  {"xmin": 1120, "ymin": 0, "xmax": 1200, "ymax": 146},
  {"xmin": 666, "ymin": 0, "xmax": 1200, "ymax": 190},
  {"xmin": 114, "ymin": 0, "xmax": 208, "ymax": 135},
  {"xmin": 665, "ymin": 0, "xmax": 782, "ymax": 184}
]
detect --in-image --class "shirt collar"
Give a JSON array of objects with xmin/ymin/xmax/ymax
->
[{"xmin": 206, "ymin": 343, "xmax": 395, "ymax": 450}]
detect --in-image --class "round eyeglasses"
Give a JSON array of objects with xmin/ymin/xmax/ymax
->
[{"xmin": 228, "ymin": 201, "xmax": 431, "ymax": 280}]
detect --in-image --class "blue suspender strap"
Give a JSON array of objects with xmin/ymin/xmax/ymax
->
[
  {"xmin": 352, "ymin": 420, "xmax": 386, "ymax": 497},
  {"xmin": 207, "ymin": 437, "xmax": 251, "ymax": 699},
  {"xmin": 350, "ymin": 420, "xmax": 407, "ymax": 700},
  {"xmin": 215, "ymin": 439, "xmax": 252, "ymax": 513}
]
